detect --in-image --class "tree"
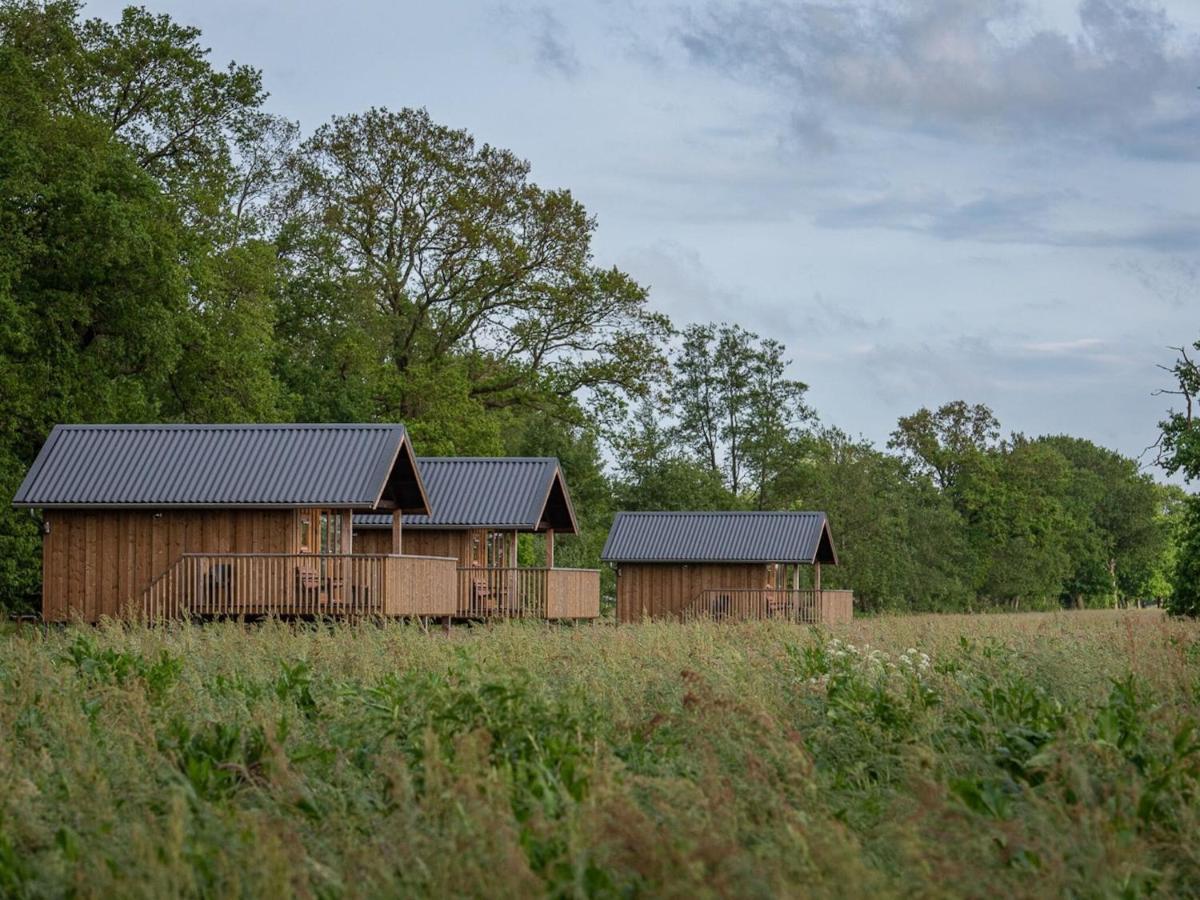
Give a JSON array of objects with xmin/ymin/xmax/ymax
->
[
  {"xmin": 613, "ymin": 401, "xmax": 734, "ymax": 513},
  {"xmin": 1153, "ymin": 341, "xmax": 1200, "ymax": 617},
  {"xmin": 1037, "ymin": 436, "xmax": 1164, "ymax": 607},
  {"xmin": 1152, "ymin": 342, "xmax": 1200, "ymax": 482},
  {"xmin": 672, "ymin": 322, "xmax": 812, "ymax": 503},
  {"xmin": 1167, "ymin": 497, "xmax": 1200, "ymax": 617},
  {"xmin": 795, "ymin": 429, "xmax": 973, "ymax": 612},
  {"xmin": 889, "ymin": 401, "xmax": 1000, "ymax": 492},
  {"xmin": 278, "ymin": 106, "xmax": 669, "ymax": 425}
]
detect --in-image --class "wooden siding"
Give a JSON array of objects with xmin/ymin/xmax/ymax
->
[
  {"xmin": 546, "ymin": 569, "xmax": 600, "ymax": 619},
  {"xmin": 42, "ymin": 509, "xmax": 295, "ymax": 622},
  {"xmin": 614, "ymin": 563, "xmax": 773, "ymax": 623},
  {"xmin": 356, "ymin": 527, "xmax": 488, "ymax": 567},
  {"xmin": 454, "ymin": 566, "xmax": 600, "ymax": 620},
  {"xmin": 385, "ymin": 555, "xmax": 458, "ymax": 616},
  {"xmin": 614, "ymin": 564, "xmax": 853, "ymax": 624},
  {"xmin": 820, "ymin": 589, "xmax": 854, "ymax": 624}
]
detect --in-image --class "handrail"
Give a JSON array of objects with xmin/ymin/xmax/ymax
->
[
  {"xmin": 175, "ymin": 552, "xmax": 456, "ymax": 561},
  {"xmin": 142, "ymin": 553, "xmax": 458, "ymax": 621},
  {"xmin": 682, "ymin": 588, "xmax": 854, "ymax": 624},
  {"xmin": 454, "ymin": 566, "xmax": 601, "ymax": 620}
]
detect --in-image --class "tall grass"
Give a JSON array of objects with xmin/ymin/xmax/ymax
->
[{"xmin": 1, "ymin": 610, "xmax": 1198, "ymax": 897}]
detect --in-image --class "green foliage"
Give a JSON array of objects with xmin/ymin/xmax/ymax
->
[
  {"xmin": 279, "ymin": 105, "xmax": 670, "ymax": 424},
  {"xmin": 672, "ymin": 322, "xmax": 813, "ymax": 503},
  {"xmin": 1166, "ymin": 496, "xmax": 1200, "ymax": 617},
  {"xmin": 4, "ymin": 613, "xmax": 1199, "ymax": 896},
  {"xmin": 1155, "ymin": 342, "xmax": 1200, "ymax": 483},
  {"xmin": 788, "ymin": 428, "xmax": 973, "ymax": 612}
]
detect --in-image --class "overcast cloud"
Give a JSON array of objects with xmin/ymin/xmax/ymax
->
[{"xmin": 84, "ymin": 0, "xmax": 1200, "ymax": 475}]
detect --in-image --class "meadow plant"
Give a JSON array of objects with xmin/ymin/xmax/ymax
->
[{"xmin": 0, "ymin": 610, "xmax": 1198, "ymax": 897}]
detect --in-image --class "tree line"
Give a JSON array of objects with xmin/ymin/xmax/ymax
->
[{"xmin": 0, "ymin": 1, "xmax": 1192, "ymax": 614}]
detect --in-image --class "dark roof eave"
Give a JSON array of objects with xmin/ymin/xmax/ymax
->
[
  {"xmin": 17, "ymin": 501, "xmax": 386, "ymax": 510},
  {"xmin": 601, "ymin": 557, "xmax": 819, "ymax": 564},
  {"xmin": 356, "ymin": 520, "xmax": 547, "ymax": 531}
]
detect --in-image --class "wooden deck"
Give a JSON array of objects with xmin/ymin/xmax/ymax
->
[
  {"xmin": 142, "ymin": 553, "xmax": 458, "ymax": 620},
  {"xmin": 683, "ymin": 589, "xmax": 854, "ymax": 624},
  {"xmin": 455, "ymin": 566, "xmax": 600, "ymax": 620},
  {"xmin": 139, "ymin": 556, "xmax": 601, "ymax": 621}
]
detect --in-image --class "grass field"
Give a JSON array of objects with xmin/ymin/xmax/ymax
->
[{"xmin": 1, "ymin": 610, "xmax": 1198, "ymax": 898}]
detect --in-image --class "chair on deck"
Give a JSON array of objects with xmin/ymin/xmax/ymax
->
[
  {"xmin": 766, "ymin": 590, "xmax": 793, "ymax": 619},
  {"xmin": 469, "ymin": 570, "xmax": 496, "ymax": 616},
  {"xmin": 205, "ymin": 563, "xmax": 233, "ymax": 610},
  {"xmin": 295, "ymin": 567, "xmax": 323, "ymax": 608}
]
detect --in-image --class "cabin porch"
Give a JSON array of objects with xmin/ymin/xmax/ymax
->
[
  {"xmin": 682, "ymin": 588, "xmax": 854, "ymax": 624},
  {"xmin": 142, "ymin": 552, "xmax": 458, "ymax": 620},
  {"xmin": 455, "ymin": 565, "xmax": 599, "ymax": 619},
  {"xmin": 139, "ymin": 551, "xmax": 602, "ymax": 622},
  {"xmin": 358, "ymin": 524, "xmax": 600, "ymax": 620}
]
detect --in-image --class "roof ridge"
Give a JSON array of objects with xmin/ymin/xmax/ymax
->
[
  {"xmin": 415, "ymin": 456, "xmax": 558, "ymax": 462},
  {"xmin": 615, "ymin": 510, "xmax": 824, "ymax": 516}
]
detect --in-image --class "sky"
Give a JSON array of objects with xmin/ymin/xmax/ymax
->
[{"xmin": 88, "ymin": 0, "xmax": 1200, "ymax": 472}]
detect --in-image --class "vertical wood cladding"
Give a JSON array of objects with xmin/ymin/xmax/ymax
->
[
  {"xmin": 614, "ymin": 563, "xmax": 775, "ymax": 623},
  {"xmin": 42, "ymin": 509, "xmax": 296, "ymax": 622},
  {"xmin": 356, "ymin": 528, "xmax": 489, "ymax": 567}
]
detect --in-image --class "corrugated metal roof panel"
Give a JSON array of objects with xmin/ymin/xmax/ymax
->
[
  {"xmin": 600, "ymin": 511, "xmax": 832, "ymax": 563},
  {"xmin": 355, "ymin": 457, "xmax": 573, "ymax": 531},
  {"xmin": 12, "ymin": 424, "xmax": 415, "ymax": 509}
]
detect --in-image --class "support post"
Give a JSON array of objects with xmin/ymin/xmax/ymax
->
[
  {"xmin": 545, "ymin": 528, "xmax": 555, "ymax": 569},
  {"xmin": 391, "ymin": 510, "xmax": 402, "ymax": 555},
  {"xmin": 813, "ymin": 561, "xmax": 822, "ymax": 592}
]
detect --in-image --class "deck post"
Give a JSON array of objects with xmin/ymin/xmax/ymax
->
[
  {"xmin": 545, "ymin": 528, "xmax": 555, "ymax": 568},
  {"xmin": 391, "ymin": 510, "xmax": 402, "ymax": 554},
  {"xmin": 813, "ymin": 561, "xmax": 821, "ymax": 591}
]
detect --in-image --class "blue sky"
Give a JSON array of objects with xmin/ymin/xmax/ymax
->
[{"xmin": 88, "ymin": 0, "xmax": 1200, "ymax": 469}]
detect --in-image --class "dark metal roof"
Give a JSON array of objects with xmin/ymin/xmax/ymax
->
[
  {"xmin": 12, "ymin": 424, "xmax": 431, "ymax": 513},
  {"xmin": 354, "ymin": 457, "xmax": 578, "ymax": 533},
  {"xmin": 600, "ymin": 511, "xmax": 837, "ymax": 564}
]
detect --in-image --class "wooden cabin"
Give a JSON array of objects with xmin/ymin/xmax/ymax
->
[
  {"xmin": 601, "ymin": 511, "xmax": 852, "ymax": 624},
  {"xmin": 354, "ymin": 457, "xmax": 598, "ymax": 620},
  {"xmin": 13, "ymin": 423, "xmax": 459, "ymax": 622}
]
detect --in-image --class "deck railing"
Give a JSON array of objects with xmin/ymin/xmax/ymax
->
[
  {"xmin": 142, "ymin": 553, "xmax": 457, "ymax": 620},
  {"xmin": 683, "ymin": 589, "xmax": 854, "ymax": 624},
  {"xmin": 455, "ymin": 567, "xmax": 600, "ymax": 620}
]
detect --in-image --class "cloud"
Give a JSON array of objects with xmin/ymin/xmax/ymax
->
[
  {"xmin": 1118, "ymin": 255, "xmax": 1200, "ymax": 307},
  {"xmin": 1021, "ymin": 338, "xmax": 1108, "ymax": 354},
  {"xmin": 814, "ymin": 187, "xmax": 1200, "ymax": 250},
  {"xmin": 677, "ymin": 0, "xmax": 1200, "ymax": 159},
  {"xmin": 532, "ymin": 7, "xmax": 581, "ymax": 78},
  {"xmin": 617, "ymin": 240, "xmax": 742, "ymax": 321}
]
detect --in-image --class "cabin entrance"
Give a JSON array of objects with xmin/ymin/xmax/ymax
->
[{"xmin": 296, "ymin": 509, "xmax": 351, "ymax": 605}]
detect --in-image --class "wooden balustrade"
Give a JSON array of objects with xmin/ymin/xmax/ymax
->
[
  {"xmin": 683, "ymin": 589, "xmax": 854, "ymax": 624},
  {"xmin": 139, "ymin": 556, "xmax": 600, "ymax": 622},
  {"xmin": 546, "ymin": 568, "xmax": 600, "ymax": 619},
  {"xmin": 455, "ymin": 567, "xmax": 600, "ymax": 620},
  {"xmin": 142, "ymin": 553, "xmax": 457, "ymax": 621}
]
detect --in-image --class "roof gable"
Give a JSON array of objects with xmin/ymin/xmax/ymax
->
[
  {"xmin": 12, "ymin": 424, "xmax": 430, "ymax": 513},
  {"xmin": 355, "ymin": 457, "xmax": 578, "ymax": 533},
  {"xmin": 600, "ymin": 511, "xmax": 837, "ymax": 564}
]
